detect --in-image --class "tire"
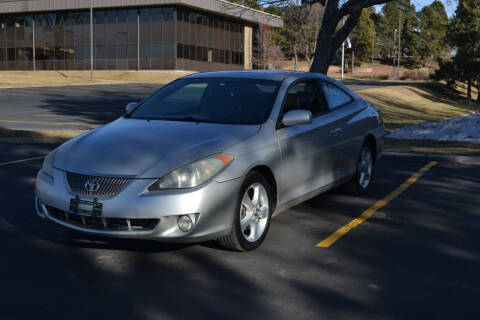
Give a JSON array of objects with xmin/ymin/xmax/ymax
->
[
  {"xmin": 218, "ymin": 171, "xmax": 273, "ymax": 251},
  {"xmin": 345, "ymin": 141, "xmax": 375, "ymax": 196}
]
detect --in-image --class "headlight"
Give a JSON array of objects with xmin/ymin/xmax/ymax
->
[
  {"xmin": 41, "ymin": 149, "xmax": 57, "ymax": 178},
  {"xmin": 148, "ymin": 154, "xmax": 234, "ymax": 191}
]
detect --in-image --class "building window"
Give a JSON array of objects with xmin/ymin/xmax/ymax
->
[{"xmin": 0, "ymin": 5, "xmax": 247, "ymax": 71}]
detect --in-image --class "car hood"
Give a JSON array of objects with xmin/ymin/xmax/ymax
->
[{"xmin": 54, "ymin": 118, "xmax": 259, "ymax": 178}]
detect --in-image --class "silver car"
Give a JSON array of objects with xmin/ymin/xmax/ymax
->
[{"xmin": 35, "ymin": 71, "xmax": 386, "ymax": 251}]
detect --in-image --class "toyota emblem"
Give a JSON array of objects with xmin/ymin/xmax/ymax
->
[{"xmin": 85, "ymin": 179, "xmax": 100, "ymax": 192}]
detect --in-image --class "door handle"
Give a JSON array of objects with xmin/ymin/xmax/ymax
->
[{"xmin": 330, "ymin": 127, "xmax": 342, "ymax": 135}]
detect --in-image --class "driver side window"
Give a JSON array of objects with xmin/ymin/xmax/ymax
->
[{"xmin": 282, "ymin": 81, "xmax": 326, "ymax": 117}]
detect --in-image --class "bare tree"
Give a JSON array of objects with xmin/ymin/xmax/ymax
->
[
  {"xmin": 283, "ymin": 3, "xmax": 324, "ymax": 69},
  {"xmin": 298, "ymin": 4, "xmax": 324, "ymax": 68},
  {"xmin": 253, "ymin": 24, "xmax": 284, "ymax": 69},
  {"xmin": 261, "ymin": 0, "xmax": 398, "ymax": 73}
]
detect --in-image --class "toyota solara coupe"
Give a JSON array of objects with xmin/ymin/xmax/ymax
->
[{"xmin": 35, "ymin": 70, "xmax": 386, "ymax": 251}]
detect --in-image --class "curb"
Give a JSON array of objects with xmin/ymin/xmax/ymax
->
[
  {"xmin": 0, "ymin": 81, "xmax": 166, "ymax": 90},
  {"xmin": 383, "ymin": 152, "xmax": 480, "ymax": 166},
  {"xmin": 0, "ymin": 137, "xmax": 68, "ymax": 144}
]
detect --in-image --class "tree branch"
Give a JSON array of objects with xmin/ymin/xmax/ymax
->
[
  {"xmin": 332, "ymin": 5, "xmax": 363, "ymax": 48},
  {"xmin": 337, "ymin": 0, "xmax": 397, "ymax": 17}
]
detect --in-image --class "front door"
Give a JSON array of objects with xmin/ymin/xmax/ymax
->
[
  {"xmin": 276, "ymin": 80, "xmax": 340, "ymax": 205},
  {"xmin": 319, "ymin": 80, "xmax": 363, "ymax": 179}
]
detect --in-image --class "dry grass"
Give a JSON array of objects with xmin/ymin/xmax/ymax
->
[
  {"xmin": 402, "ymin": 69, "xmax": 432, "ymax": 81},
  {"xmin": 0, "ymin": 70, "xmax": 192, "ymax": 88},
  {"xmin": 357, "ymin": 83, "xmax": 479, "ymax": 131},
  {"xmin": 330, "ymin": 73, "xmax": 389, "ymax": 81},
  {"xmin": 452, "ymin": 81, "xmax": 480, "ymax": 101},
  {"xmin": 280, "ymin": 60, "xmax": 311, "ymax": 71},
  {"xmin": 0, "ymin": 127, "xmax": 86, "ymax": 140}
]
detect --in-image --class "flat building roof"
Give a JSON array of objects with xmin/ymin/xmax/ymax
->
[{"xmin": 0, "ymin": 0, "xmax": 283, "ymax": 27}]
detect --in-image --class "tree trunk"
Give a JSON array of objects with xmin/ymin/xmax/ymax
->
[
  {"xmin": 310, "ymin": 3, "xmax": 363, "ymax": 74},
  {"xmin": 310, "ymin": 26, "xmax": 336, "ymax": 74}
]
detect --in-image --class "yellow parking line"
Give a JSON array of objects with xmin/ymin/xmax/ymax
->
[
  {"xmin": 0, "ymin": 119, "xmax": 97, "ymax": 126},
  {"xmin": 316, "ymin": 161, "xmax": 438, "ymax": 248},
  {"xmin": 0, "ymin": 156, "xmax": 44, "ymax": 167}
]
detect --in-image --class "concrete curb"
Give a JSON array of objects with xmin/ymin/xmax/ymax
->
[
  {"xmin": 0, "ymin": 137, "xmax": 68, "ymax": 144},
  {"xmin": 383, "ymin": 152, "xmax": 480, "ymax": 166},
  {"xmin": 0, "ymin": 81, "xmax": 166, "ymax": 90}
]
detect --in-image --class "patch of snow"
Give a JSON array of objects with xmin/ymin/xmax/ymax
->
[{"xmin": 388, "ymin": 112, "xmax": 480, "ymax": 143}]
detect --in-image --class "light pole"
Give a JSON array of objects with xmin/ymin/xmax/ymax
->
[
  {"xmin": 341, "ymin": 41, "xmax": 345, "ymax": 80},
  {"xmin": 397, "ymin": 5, "xmax": 402, "ymax": 78},
  {"xmin": 90, "ymin": 0, "xmax": 94, "ymax": 81},
  {"xmin": 371, "ymin": 31, "xmax": 375, "ymax": 79},
  {"xmin": 340, "ymin": 16, "xmax": 346, "ymax": 80},
  {"xmin": 393, "ymin": 28, "xmax": 397, "ymax": 74},
  {"xmin": 32, "ymin": 16, "xmax": 35, "ymax": 71}
]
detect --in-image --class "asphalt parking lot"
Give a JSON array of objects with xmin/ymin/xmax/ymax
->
[
  {"xmin": 0, "ymin": 81, "xmax": 386, "ymax": 131},
  {"xmin": 2, "ymin": 141, "xmax": 479, "ymax": 319},
  {"xmin": 0, "ymin": 83, "xmax": 160, "ymax": 131}
]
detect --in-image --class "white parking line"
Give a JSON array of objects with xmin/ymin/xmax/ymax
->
[{"xmin": 0, "ymin": 156, "xmax": 45, "ymax": 167}]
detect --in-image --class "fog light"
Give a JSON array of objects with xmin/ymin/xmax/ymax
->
[
  {"xmin": 35, "ymin": 196, "xmax": 47, "ymax": 219},
  {"xmin": 178, "ymin": 215, "xmax": 193, "ymax": 232}
]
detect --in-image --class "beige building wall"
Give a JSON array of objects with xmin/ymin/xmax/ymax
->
[{"xmin": 244, "ymin": 26, "xmax": 253, "ymax": 70}]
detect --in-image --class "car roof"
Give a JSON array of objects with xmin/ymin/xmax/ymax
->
[{"xmin": 182, "ymin": 70, "xmax": 331, "ymax": 82}]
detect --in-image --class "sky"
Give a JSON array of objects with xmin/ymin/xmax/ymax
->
[
  {"xmin": 376, "ymin": 0, "xmax": 457, "ymax": 17},
  {"xmin": 412, "ymin": 0, "xmax": 456, "ymax": 15}
]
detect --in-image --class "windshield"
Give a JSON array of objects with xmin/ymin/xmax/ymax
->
[{"xmin": 130, "ymin": 78, "xmax": 280, "ymax": 125}]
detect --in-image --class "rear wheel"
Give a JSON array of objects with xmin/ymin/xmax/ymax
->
[
  {"xmin": 218, "ymin": 172, "xmax": 272, "ymax": 251},
  {"xmin": 345, "ymin": 141, "xmax": 374, "ymax": 195}
]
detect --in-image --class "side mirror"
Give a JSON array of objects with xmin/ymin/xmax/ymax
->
[
  {"xmin": 281, "ymin": 110, "xmax": 312, "ymax": 127},
  {"xmin": 125, "ymin": 102, "xmax": 139, "ymax": 114}
]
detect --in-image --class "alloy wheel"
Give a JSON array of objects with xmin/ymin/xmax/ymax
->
[
  {"xmin": 239, "ymin": 183, "xmax": 269, "ymax": 242},
  {"xmin": 358, "ymin": 147, "xmax": 373, "ymax": 189}
]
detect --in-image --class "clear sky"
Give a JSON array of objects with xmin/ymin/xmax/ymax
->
[
  {"xmin": 376, "ymin": 0, "xmax": 456, "ymax": 16},
  {"xmin": 413, "ymin": 0, "xmax": 456, "ymax": 15}
]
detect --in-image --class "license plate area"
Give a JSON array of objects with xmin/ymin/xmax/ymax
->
[{"xmin": 69, "ymin": 196, "xmax": 102, "ymax": 217}]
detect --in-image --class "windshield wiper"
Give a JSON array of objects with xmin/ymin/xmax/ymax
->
[
  {"xmin": 130, "ymin": 115, "xmax": 216, "ymax": 123},
  {"xmin": 166, "ymin": 116, "xmax": 216, "ymax": 123}
]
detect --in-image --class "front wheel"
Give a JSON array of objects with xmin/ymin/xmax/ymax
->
[
  {"xmin": 345, "ymin": 141, "xmax": 374, "ymax": 195},
  {"xmin": 218, "ymin": 172, "xmax": 272, "ymax": 251}
]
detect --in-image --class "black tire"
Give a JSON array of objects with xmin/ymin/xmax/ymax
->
[
  {"xmin": 218, "ymin": 171, "xmax": 273, "ymax": 251},
  {"xmin": 345, "ymin": 141, "xmax": 375, "ymax": 196}
]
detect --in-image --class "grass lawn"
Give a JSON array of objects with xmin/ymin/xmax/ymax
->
[
  {"xmin": 357, "ymin": 83, "xmax": 478, "ymax": 131},
  {"xmin": 357, "ymin": 83, "xmax": 480, "ymax": 155},
  {"xmin": 0, "ymin": 70, "xmax": 192, "ymax": 88},
  {"xmin": 0, "ymin": 127, "xmax": 86, "ymax": 141}
]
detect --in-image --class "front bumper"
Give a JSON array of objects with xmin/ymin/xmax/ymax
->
[{"xmin": 35, "ymin": 169, "xmax": 243, "ymax": 242}]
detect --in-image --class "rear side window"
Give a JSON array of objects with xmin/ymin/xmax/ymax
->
[
  {"xmin": 320, "ymin": 81, "xmax": 352, "ymax": 110},
  {"xmin": 282, "ymin": 81, "xmax": 327, "ymax": 117}
]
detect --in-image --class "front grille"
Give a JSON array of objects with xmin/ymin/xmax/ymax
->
[
  {"xmin": 66, "ymin": 172, "xmax": 132, "ymax": 199},
  {"xmin": 46, "ymin": 205, "xmax": 159, "ymax": 232}
]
